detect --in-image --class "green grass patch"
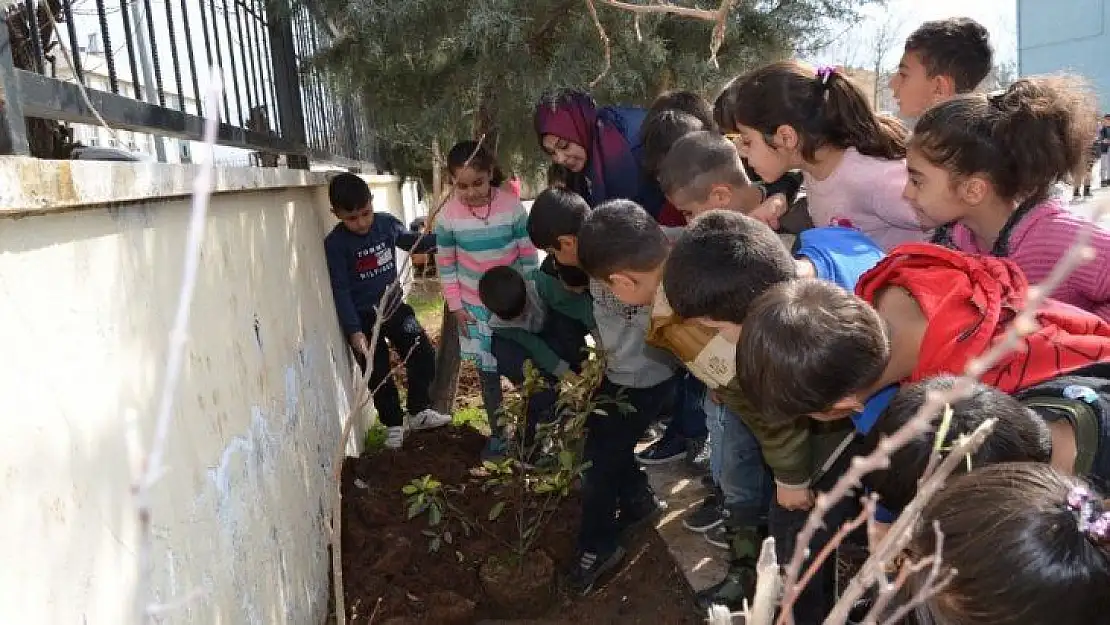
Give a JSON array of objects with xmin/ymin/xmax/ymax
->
[
  {"xmin": 364, "ymin": 422, "xmax": 388, "ymax": 453},
  {"xmin": 452, "ymin": 405, "xmax": 490, "ymax": 434}
]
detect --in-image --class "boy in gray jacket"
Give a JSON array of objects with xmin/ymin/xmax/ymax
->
[{"xmin": 528, "ymin": 191, "xmax": 680, "ymax": 594}]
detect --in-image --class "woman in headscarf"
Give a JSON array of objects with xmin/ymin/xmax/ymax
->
[{"xmin": 534, "ymin": 90, "xmax": 666, "ymax": 220}]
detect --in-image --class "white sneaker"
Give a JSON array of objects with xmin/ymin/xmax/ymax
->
[
  {"xmin": 384, "ymin": 426, "xmax": 406, "ymax": 450},
  {"xmin": 408, "ymin": 408, "xmax": 452, "ymax": 431}
]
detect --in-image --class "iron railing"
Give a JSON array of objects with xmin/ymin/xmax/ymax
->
[{"xmin": 0, "ymin": 0, "xmax": 375, "ymax": 168}]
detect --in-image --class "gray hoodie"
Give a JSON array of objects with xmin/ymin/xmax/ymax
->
[{"xmin": 589, "ymin": 279, "xmax": 678, "ymax": 389}]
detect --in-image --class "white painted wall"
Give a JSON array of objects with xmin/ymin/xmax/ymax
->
[{"xmin": 0, "ymin": 158, "xmax": 384, "ymax": 624}]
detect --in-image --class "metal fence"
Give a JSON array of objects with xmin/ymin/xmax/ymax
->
[{"xmin": 0, "ymin": 0, "xmax": 375, "ymax": 168}]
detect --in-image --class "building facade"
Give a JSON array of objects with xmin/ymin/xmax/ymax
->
[{"xmin": 1018, "ymin": 0, "xmax": 1110, "ymax": 113}]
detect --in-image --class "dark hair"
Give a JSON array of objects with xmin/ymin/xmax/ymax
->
[
  {"xmin": 861, "ymin": 376, "xmax": 1053, "ymax": 513},
  {"xmin": 663, "ymin": 210, "xmax": 793, "ymax": 322},
  {"xmin": 904, "ymin": 18, "xmax": 993, "ymax": 93},
  {"xmin": 547, "ymin": 163, "xmax": 570, "ymax": 187},
  {"xmin": 646, "ymin": 90, "xmax": 716, "ymax": 128},
  {"xmin": 715, "ymin": 60, "xmax": 908, "ymax": 162},
  {"xmin": 736, "ymin": 278, "xmax": 889, "ymax": 422},
  {"xmin": 328, "ymin": 172, "xmax": 373, "ymax": 214},
  {"xmin": 912, "ymin": 75, "xmax": 1096, "ymax": 206},
  {"xmin": 446, "ymin": 140, "xmax": 504, "ymax": 186},
  {"xmin": 527, "ymin": 187, "xmax": 590, "ymax": 249},
  {"xmin": 640, "ymin": 110, "xmax": 707, "ymax": 178},
  {"xmin": 899, "ymin": 463, "xmax": 1110, "ymax": 625},
  {"xmin": 577, "ymin": 199, "xmax": 668, "ymax": 279},
  {"xmin": 478, "ymin": 266, "xmax": 528, "ymax": 320},
  {"xmin": 658, "ymin": 131, "xmax": 751, "ymax": 199}
]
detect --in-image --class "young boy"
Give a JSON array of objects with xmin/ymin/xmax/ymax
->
[
  {"xmin": 890, "ymin": 17, "xmax": 993, "ymax": 120},
  {"xmin": 527, "ymin": 193, "xmax": 678, "ymax": 594},
  {"xmin": 856, "ymin": 373, "xmax": 1109, "ymax": 516},
  {"xmin": 661, "ymin": 211, "xmax": 884, "ymax": 616},
  {"xmin": 479, "ymin": 264, "xmax": 594, "ymax": 452},
  {"xmin": 324, "ymin": 173, "xmax": 452, "ymax": 449}
]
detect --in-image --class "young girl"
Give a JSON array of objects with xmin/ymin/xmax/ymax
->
[
  {"xmin": 435, "ymin": 140, "xmax": 539, "ymax": 455},
  {"xmin": 897, "ymin": 463, "xmax": 1109, "ymax": 625},
  {"xmin": 905, "ymin": 75, "xmax": 1110, "ymax": 321},
  {"xmin": 715, "ymin": 61, "xmax": 926, "ymax": 251}
]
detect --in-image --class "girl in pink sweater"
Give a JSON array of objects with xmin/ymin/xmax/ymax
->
[
  {"xmin": 903, "ymin": 75, "xmax": 1110, "ymax": 321},
  {"xmin": 715, "ymin": 61, "xmax": 927, "ymax": 250}
]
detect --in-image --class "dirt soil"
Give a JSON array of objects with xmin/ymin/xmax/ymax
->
[{"xmin": 339, "ymin": 426, "xmax": 703, "ymax": 624}]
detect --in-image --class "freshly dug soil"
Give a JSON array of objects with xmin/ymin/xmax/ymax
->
[{"xmin": 339, "ymin": 426, "xmax": 702, "ymax": 624}]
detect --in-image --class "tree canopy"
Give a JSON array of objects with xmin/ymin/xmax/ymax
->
[{"xmin": 315, "ymin": 0, "xmax": 878, "ymax": 184}]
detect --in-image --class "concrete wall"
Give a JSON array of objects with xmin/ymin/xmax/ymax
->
[
  {"xmin": 0, "ymin": 158, "xmax": 398, "ymax": 624},
  {"xmin": 1018, "ymin": 0, "xmax": 1110, "ymax": 113}
]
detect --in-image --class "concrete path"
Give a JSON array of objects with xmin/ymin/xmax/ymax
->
[{"xmin": 639, "ymin": 456, "xmax": 729, "ymax": 593}]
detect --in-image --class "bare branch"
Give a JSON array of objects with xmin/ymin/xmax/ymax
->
[
  {"xmin": 132, "ymin": 69, "xmax": 223, "ymax": 622},
  {"xmin": 585, "ymin": 0, "xmax": 612, "ymax": 88}
]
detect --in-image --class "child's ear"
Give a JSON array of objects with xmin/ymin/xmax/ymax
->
[
  {"xmin": 932, "ymin": 75, "xmax": 957, "ymax": 102},
  {"xmin": 556, "ymin": 234, "xmax": 577, "ymax": 252},
  {"xmin": 828, "ymin": 396, "xmax": 867, "ymax": 415},
  {"xmin": 708, "ymin": 184, "xmax": 732, "ymax": 208},
  {"xmin": 774, "ymin": 125, "xmax": 799, "ymax": 151},
  {"xmin": 608, "ymin": 273, "xmax": 636, "ymax": 292},
  {"xmin": 958, "ymin": 175, "xmax": 991, "ymax": 206}
]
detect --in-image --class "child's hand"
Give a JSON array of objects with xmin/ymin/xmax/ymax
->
[
  {"xmin": 748, "ymin": 194, "xmax": 787, "ymax": 230},
  {"xmin": 776, "ymin": 483, "xmax": 815, "ymax": 511},
  {"xmin": 453, "ymin": 309, "xmax": 475, "ymax": 336},
  {"xmin": 349, "ymin": 332, "xmax": 370, "ymax": 356}
]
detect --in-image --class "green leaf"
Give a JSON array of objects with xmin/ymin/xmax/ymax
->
[
  {"xmin": 429, "ymin": 504, "xmax": 443, "ymax": 527},
  {"xmin": 407, "ymin": 500, "xmax": 423, "ymax": 520},
  {"xmin": 488, "ymin": 501, "xmax": 506, "ymax": 521},
  {"xmin": 401, "ymin": 484, "xmax": 418, "ymax": 495},
  {"xmin": 559, "ymin": 450, "xmax": 575, "ymax": 470},
  {"xmin": 429, "ymin": 536, "xmax": 442, "ymax": 553},
  {"xmin": 443, "ymin": 530, "xmax": 453, "ymax": 545},
  {"xmin": 482, "ymin": 460, "xmax": 499, "ymax": 472}
]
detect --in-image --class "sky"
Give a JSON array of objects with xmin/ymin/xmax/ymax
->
[{"xmin": 808, "ymin": 0, "xmax": 1017, "ymax": 70}]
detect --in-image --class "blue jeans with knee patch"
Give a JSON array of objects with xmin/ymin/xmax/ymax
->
[{"xmin": 704, "ymin": 392, "xmax": 772, "ymax": 525}]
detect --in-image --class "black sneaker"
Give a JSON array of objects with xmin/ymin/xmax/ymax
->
[
  {"xmin": 685, "ymin": 435, "xmax": 710, "ymax": 471},
  {"xmin": 617, "ymin": 493, "xmax": 668, "ymax": 534},
  {"xmin": 704, "ymin": 523, "xmax": 732, "ymax": 549},
  {"xmin": 682, "ymin": 494, "xmax": 724, "ymax": 533},
  {"xmin": 636, "ymin": 434, "xmax": 686, "ymax": 465},
  {"xmin": 639, "ymin": 419, "xmax": 668, "ymax": 444},
  {"xmin": 695, "ymin": 559, "xmax": 758, "ymax": 611},
  {"xmin": 568, "ymin": 546, "xmax": 626, "ymax": 596}
]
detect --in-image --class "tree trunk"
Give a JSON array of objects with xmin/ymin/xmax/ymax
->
[
  {"xmin": 427, "ymin": 92, "xmax": 500, "ymax": 414},
  {"xmin": 428, "ymin": 138, "xmax": 460, "ymax": 413}
]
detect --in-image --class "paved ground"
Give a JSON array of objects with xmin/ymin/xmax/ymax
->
[{"xmin": 637, "ymin": 450, "xmax": 729, "ymax": 593}]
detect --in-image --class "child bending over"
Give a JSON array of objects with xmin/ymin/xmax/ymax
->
[
  {"xmin": 889, "ymin": 17, "xmax": 993, "ymax": 120},
  {"xmin": 662, "ymin": 211, "xmax": 884, "ymax": 618},
  {"xmin": 895, "ymin": 463, "xmax": 1110, "ymax": 625},
  {"xmin": 715, "ymin": 61, "xmax": 926, "ymax": 250},
  {"xmin": 906, "ymin": 75, "xmax": 1110, "ymax": 320},
  {"xmin": 527, "ymin": 194, "xmax": 678, "ymax": 595},
  {"xmin": 324, "ymin": 174, "xmax": 451, "ymax": 450},
  {"xmin": 435, "ymin": 140, "xmax": 539, "ymax": 457},
  {"xmin": 862, "ymin": 370, "xmax": 1110, "ymax": 516},
  {"xmin": 478, "ymin": 264, "xmax": 593, "ymax": 454}
]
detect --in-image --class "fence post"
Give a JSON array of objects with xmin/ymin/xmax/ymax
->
[
  {"xmin": 0, "ymin": 24, "xmax": 30, "ymax": 156},
  {"xmin": 266, "ymin": 5, "xmax": 309, "ymax": 169}
]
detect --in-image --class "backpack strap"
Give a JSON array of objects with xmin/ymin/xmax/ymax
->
[{"xmin": 1022, "ymin": 394, "xmax": 1100, "ymax": 476}]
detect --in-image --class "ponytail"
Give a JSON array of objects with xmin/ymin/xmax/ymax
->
[
  {"xmin": 714, "ymin": 60, "xmax": 908, "ymax": 163},
  {"xmin": 818, "ymin": 71, "xmax": 907, "ymax": 161}
]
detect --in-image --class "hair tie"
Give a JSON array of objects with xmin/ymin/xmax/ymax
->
[
  {"xmin": 816, "ymin": 66, "xmax": 837, "ymax": 85},
  {"xmin": 1065, "ymin": 486, "xmax": 1110, "ymax": 541}
]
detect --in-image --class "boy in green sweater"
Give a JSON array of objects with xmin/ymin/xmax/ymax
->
[{"xmin": 479, "ymin": 262, "xmax": 595, "ymax": 453}]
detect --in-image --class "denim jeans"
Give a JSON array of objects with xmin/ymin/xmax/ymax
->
[
  {"xmin": 661, "ymin": 372, "xmax": 710, "ymax": 441},
  {"xmin": 704, "ymin": 393, "xmax": 772, "ymax": 526},
  {"xmin": 355, "ymin": 303, "xmax": 436, "ymax": 427}
]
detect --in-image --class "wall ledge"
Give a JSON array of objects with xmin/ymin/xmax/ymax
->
[{"xmin": 0, "ymin": 157, "xmax": 399, "ymax": 216}]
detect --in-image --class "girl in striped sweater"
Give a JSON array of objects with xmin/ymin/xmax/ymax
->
[
  {"xmin": 436, "ymin": 141, "xmax": 539, "ymax": 451},
  {"xmin": 905, "ymin": 75, "xmax": 1110, "ymax": 321}
]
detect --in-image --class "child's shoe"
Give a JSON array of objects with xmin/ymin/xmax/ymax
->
[
  {"xmin": 704, "ymin": 523, "xmax": 732, "ymax": 550},
  {"xmin": 695, "ymin": 558, "xmax": 757, "ymax": 611},
  {"xmin": 616, "ymin": 493, "xmax": 668, "ymax": 535},
  {"xmin": 683, "ymin": 491, "xmax": 723, "ymax": 533},
  {"xmin": 568, "ymin": 545, "xmax": 626, "ymax": 596},
  {"xmin": 384, "ymin": 426, "xmax": 406, "ymax": 450},
  {"xmin": 635, "ymin": 434, "xmax": 686, "ymax": 465},
  {"xmin": 408, "ymin": 408, "xmax": 452, "ymax": 430}
]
